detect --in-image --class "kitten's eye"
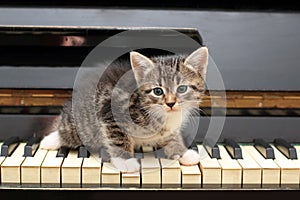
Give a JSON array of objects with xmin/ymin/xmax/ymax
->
[
  {"xmin": 153, "ymin": 87, "xmax": 164, "ymax": 96},
  {"xmin": 177, "ymin": 85, "xmax": 188, "ymax": 93}
]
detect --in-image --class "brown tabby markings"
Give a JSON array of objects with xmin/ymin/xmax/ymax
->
[{"xmin": 42, "ymin": 47, "xmax": 208, "ymax": 163}]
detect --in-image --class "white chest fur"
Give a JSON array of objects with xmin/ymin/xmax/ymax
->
[
  {"xmin": 164, "ymin": 111, "xmax": 183, "ymax": 132},
  {"xmin": 132, "ymin": 111, "xmax": 184, "ymax": 147}
]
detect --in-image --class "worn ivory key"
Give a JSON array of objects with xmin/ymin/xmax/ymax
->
[
  {"xmin": 217, "ymin": 145, "xmax": 242, "ymax": 188},
  {"xmin": 271, "ymin": 144, "xmax": 300, "ymax": 187},
  {"xmin": 140, "ymin": 146, "xmax": 161, "ymax": 188},
  {"xmin": 101, "ymin": 162, "xmax": 120, "ymax": 187},
  {"xmin": 160, "ymin": 158, "xmax": 181, "ymax": 188},
  {"xmin": 1, "ymin": 143, "xmax": 26, "ymax": 185},
  {"xmin": 238, "ymin": 145, "xmax": 262, "ymax": 188},
  {"xmin": 21, "ymin": 148, "xmax": 48, "ymax": 185},
  {"xmin": 41, "ymin": 150, "xmax": 64, "ymax": 187},
  {"xmin": 181, "ymin": 164, "xmax": 201, "ymax": 188},
  {"xmin": 197, "ymin": 144, "xmax": 221, "ymax": 188},
  {"xmin": 244, "ymin": 145, "xmax": 280, "ymax": 188},
  {"xmin": 82, "ymin": 154, "xmax": 102, "ymax": 187},
  {"xmin": 61, "ymin": 150, "xmax": 83, "ymax": 187}
]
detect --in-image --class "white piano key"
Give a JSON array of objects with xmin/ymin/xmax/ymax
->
[
  {"xmin": 141, "ymin": 157, "xmax": 161, "ymax": 188},
  {"xmin": 141, "ymin": 146, "xmax": 155, "ymax": 158},
  {"xmin": 217, "ymin": 145, "xmax": 242, "ymax": 188},
  {"xmin": 41, "ymin": 150, "xmax": 64, "ymax": 186},
  {"xmin": 61, "ymin": 150, "xmax": 83, "ymax": 187},
  {"xmin": 244, "ymin": 145, "xmax": 280, "ymax": 187},
  {"xmin": 122, "ymin": 172, "xmax": 140, "ymax": 187},
  {"xmin": 1, "ymin": 143, "xmax": 26, "ymax": 185},
  {"xmin": 181, "ymin": 165, "xmax": 201, "ymax": 188},
  {"xmin": 271, "ymin": 144, "xmax": 300, "ymax": 187},
  {"xmin": 21, "ymin": 148, "xmax": 48, "ymax": 185},
  {"xmin": 238, "ymin": 145, "xmax": 262, "ymax": 188},
  {"xmin": 101, "ymin": 162, "xmax": 120, "ymax": 187},
  {"xmin": 197, "ymin": 144, "xmax": 221, "ymax": 188},
  {"xmin": 82, "ymin": 154, "xmax": 102, "ymax": 187},
  {"xmin": 160, "ymin": 158, "xmax": 181, "ymax": 188}
]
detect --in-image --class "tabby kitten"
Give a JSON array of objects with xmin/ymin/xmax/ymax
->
[{"xmin": 40, "ymin": 47, "xmax": 208, "ymax": 172}]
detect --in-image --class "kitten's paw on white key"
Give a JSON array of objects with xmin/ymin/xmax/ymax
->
[
  {"xmin": 179, "ymin": 149, "xmax": 200, "ymax": 166},
  {"xmin": 39, "ymin": 130, "xmax": 62, "ymax": 150},
  {"xmin": 111, "ymin": 157, "xmax": 140, "ymax": 173}
]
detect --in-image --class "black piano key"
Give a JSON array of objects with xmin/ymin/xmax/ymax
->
[
  {"xmin": 78, "ymin": 146, "xmax": 90, "ymax": 158},
  {"xmin": 274, "ymin": 138, "xmax": 298, "ymax": 159},
  {"xmin": 154, "ymin": 148, "xmax": 166, "ymax": 159},
  {"xmin": 100, "ymin": 148, "xmax": 110, "ymax": 162},
  {"xmin": 254, "ymin": 138, "xmax": 275, "ymax": 159},
  {"xmin": 224, "ymin": 138, "xmax": 243, "ymax": 159},
  {"xmin": 0, "ymin": 136, "xmax": 20, "ymax": 156},
  {"xmin": 56, "ymin": 146, "xmax": 69, "ymax": 158},
  {"xmin": 190, "ymin": 142, "xmax": 199, "ymax": 152},
  {"xmin": 134, "ymin": 147, "xmax": 144, "ymax": 159},
  {"xmin": 24, "ymin": 136, "xmax": 41, "ymax": 157},
  {"xmin": 204, "ymin": 143, "xmax": 221, "ymax": 159}
]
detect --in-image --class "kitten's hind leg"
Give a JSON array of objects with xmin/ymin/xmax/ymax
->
[{"xmin": 40, "ymin": 130, "xmax": 62, "ymax": 150}]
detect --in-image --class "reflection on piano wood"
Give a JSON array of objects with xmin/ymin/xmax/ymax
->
[
  {"xmin": 0, "ymin": 137, "xmax": 300, "ymax": 189},
  {"xmin": 2, "ymin": 89, "xmax": 300, "ymax": 109}
]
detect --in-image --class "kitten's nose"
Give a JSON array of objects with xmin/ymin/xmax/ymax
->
[{"xmin": 166, "ymin": 102, "xmax": 176, "ymax": 108}]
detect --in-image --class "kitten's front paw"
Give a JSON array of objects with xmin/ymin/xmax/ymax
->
[
  {"xmin": 40, "ymin": 130, "xmax": 62, "ymax": 150},
  {"xmin": 111, "ymin": 157, "xmax": 140, "ymax": 173},
  {"xmin": 179, "ymin": 149, "xmax": 200, "ymax": 166}
]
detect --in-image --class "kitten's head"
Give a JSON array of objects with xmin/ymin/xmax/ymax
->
[{"xmin": 130, "ymin": 47, "xmax": 208, "ymax": 122}]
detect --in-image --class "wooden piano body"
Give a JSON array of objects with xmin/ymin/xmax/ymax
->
[{"xmin": 0, "ymin": 1, "xmax": 300, "ymax": 198}]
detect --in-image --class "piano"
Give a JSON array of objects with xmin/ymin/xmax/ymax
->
[{"xmin": 0, "ymin": 0, "xmax": 300, "ymax": 198}]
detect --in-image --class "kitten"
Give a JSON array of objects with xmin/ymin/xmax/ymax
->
[{"xmin": 40, "ymin": 47, "xmax": 208, "ymax": 172}]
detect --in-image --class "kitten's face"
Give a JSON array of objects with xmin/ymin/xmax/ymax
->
[{"xmin": 130, "ymin": 47, "xmax": 208, "ymax": 122}]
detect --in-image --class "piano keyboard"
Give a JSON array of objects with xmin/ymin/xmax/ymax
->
[{"xmin": 0, "ymin": 137, "xmax": 300, "ymax": 189}]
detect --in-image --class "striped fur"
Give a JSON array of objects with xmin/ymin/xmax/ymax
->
[{"xmin": 41, "ymin": 47, "xmax": 208, "ymax": 162}]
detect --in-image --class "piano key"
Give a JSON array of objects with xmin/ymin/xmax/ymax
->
[
  {"xmin": 140, "ymin": 151, "xmax": 161, "ymax": 188},
  {"xmin": 224, "ymin": 138, "xmax": 243, "ymax": 159},
  {"xmin": 21, "ymin": 148, "xmax": 48, "ymax": 185},
  {"xmin": 101, "ymin": 162, "xmax": 120, "ymax": 187},
  {"xmin": 253, "ymin": 138, "xmax": 275, "ymax": 159},
  {"xmin": 134, "ymin": 147, "xmax": 143, "ymax": 159},
  {"xmin": 244, "ymin": 145, "xmax": 280, "ymax": 187},
  {"xmin": 23, "ymin": 137, "xmax": 41, "ymax": 157},
  {"xmin": 122, "ymin": 172, "xmax": 140, "ymax": 188},
  {"xmin": 61, "ymin": 150, "xmax": 83, "ymax": 187},
  {"xmin": 78, "ymin": 146, "xmax": 90, "ymax": 158},
  {"xmin": 56, "ymin": 146, "xmax": 69, "ymax": 158},
  {"xmin": 41, "ymin": 150, "xmax": 64, "ymax": 187},
  {"xmin": 82, "ymin": 154, "xmax": 102, "ymax": 187},
  {"xmin": 238, "ymin": 145, "xmax": 262, "ymax": 188},
  {"xmin": 181, "ymin": 165, "xmax": 201, "ymax": 188},
  {"xmin": 0, "ymin": 136, "xmax": 20, "ymax": 157},
  {"xmin": 217, "ymin": 145, "xmax": 242, "ymax": 188},
  {"xmin": 160, "ymin": 159, "xmax": 181, "ymax": 188},
  {"xmin": 270, "ymin": 144, "xmax": 300, "ymax": 187},
  {"xmin": 1, "ymin": 143, "xmax": 26, "ymax": 185},
  {"xmin": 155, "ymin": 148, "xmax": 166, "ymax": 159},
  {"xmin": 204, "ymin": 143, "xmax": 221, "ymax": 159},
  {"xmin": 274, "ymin": 138, "xmax": 297, "ymax": 159},
  {"xmin": 141, "ymin": 146, "xmax": 155, "ymax": 158},
  {"xmin": 197, "ymin": 144, "xmax": 221, "ymax": 188}
]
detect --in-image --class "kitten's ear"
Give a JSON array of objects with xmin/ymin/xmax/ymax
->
[
  {"xmin": 130, "ymin": 51, "xmax": 154, "ymax": 83},
  {"xmin": 184, "ymin": 47, "xmax": 209, "ymax": 80}
]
